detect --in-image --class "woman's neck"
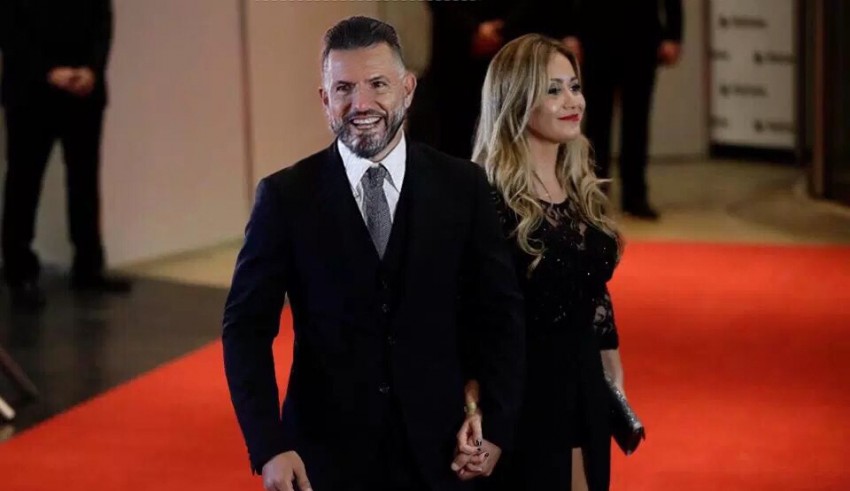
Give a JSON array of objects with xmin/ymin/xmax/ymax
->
[
  {"xmin": 527, "ymin": 135, "xmax": 565, "ymax": 203},
  {"xmin": 527, "ymin": 135, "xmax": 559, "ymax": 181}
]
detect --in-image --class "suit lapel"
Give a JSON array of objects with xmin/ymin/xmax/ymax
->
[
  {"xmin": 314, "ymin": 139, "xmax": 437, "ymax": 281},
  {"xmin": 381, "ymin": 142, "xmax": 438, "ymax": 288},
  {"xmin": 315, "ymin": 143, "xmax": 381, "ymax": 269}
]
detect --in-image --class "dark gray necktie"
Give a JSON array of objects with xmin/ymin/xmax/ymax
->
[{"xmin": 361, "ymin": 165, "xmax": 391, "ymax": 257}]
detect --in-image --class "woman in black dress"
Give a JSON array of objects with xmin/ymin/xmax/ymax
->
[{"xmin": 455, "ymin": 34, "xmax": 626, "ymax": 490}]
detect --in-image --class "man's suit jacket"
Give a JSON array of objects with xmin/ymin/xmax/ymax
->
[
  {"xmin": 0, "ymin": 0, "xmax": 113, "ymax": 109},
  {"xmin": 222, "ymin": 139, "xmax": 525, "ymax": 490}
]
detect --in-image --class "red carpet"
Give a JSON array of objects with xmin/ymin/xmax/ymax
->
[{"xmin": 1, "ymin": 242, "xmax": 849, "ymax": 490}]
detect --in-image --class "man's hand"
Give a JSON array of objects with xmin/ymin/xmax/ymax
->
[
  {"xmin": 47, "ymin": 67, "xmax": 77, "ymax": 90},
  {"xmin": 68, "ymin": 67, "xmax": 96, "ymax": 97},
  {"xmin": 47, "ymin": 67, "xmax": 96, "ymax": 97},
  {"xmin": 261, "ymin": 451, "xmax": 312, "ymax": 491},
  {"xmin": 472, "ymin": 20, "xmax": 504, "ymax": 58},
  {"xmin": 658, "ymin": 40, "xmax": 681, "ymax": 66}
]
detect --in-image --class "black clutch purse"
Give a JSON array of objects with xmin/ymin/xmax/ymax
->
[{"xmin": 606, "ymin": 377, "xmax": 646, "ymax": 455}]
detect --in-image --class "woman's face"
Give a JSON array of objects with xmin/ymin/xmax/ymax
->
[{"xmin": 527, "ymin": 53, "xmax": 586, "ymax": 144}]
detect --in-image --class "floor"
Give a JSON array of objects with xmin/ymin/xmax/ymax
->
[
  {"xmin": 1, "ymin": 157, "xmax": 849, "ymax": 439},
  {"xmin": 0, "ymin": 275, "xmax": 228, "ymax": 436}
]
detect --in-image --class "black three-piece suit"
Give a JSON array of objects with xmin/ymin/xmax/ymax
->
[{"xmin": 223, "ymin": 138, "xmax": 525, "ymax": 490}]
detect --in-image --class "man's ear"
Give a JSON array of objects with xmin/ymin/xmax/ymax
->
[
  {"xmin": 402, "ymin": 71, "xmax": 417, "ymax": 109},
  {"xmin": 319, "ymin": 86, "xmax": 329, "ymax": 110}
]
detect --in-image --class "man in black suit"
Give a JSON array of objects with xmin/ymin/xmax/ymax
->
[
  {"xmin": 0, "ymin": 0, "xmax": 130, "ymax": 310},
  {"xmin": 222, "ymin": 16, "xmax": 525, "ymax": 491},
  {"xmin": 569, "ymin": 0, "xmax": 684, "ymax": 220}
]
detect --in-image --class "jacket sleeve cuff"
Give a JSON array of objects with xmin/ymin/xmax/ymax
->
[
  {"xmin": 481, "ymin": 413, "xmax": 516, "ymax": 454},
  {"xmin": 249, "ymin": 429, "xmax": 294, "ymax": 475}
]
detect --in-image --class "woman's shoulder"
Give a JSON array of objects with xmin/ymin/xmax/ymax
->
[
  {"xmin": 487, "ymin": 186, "xmax": 512, "ymax": 214},
  {"xmin": 487, "ymin": 187, "xmax": 520, "ymax": 230},
  {"xmin": 488, "ymin": 186, "xmax": 506, "ymax": 207}
]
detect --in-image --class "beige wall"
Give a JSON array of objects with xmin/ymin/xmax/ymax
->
[
  {"xmin": 383, "ymin": 2, "xmax": 432, "ymax": 77},
  {"xmin": 101, "ymin": 0, "xmax": 248, "ymax": 265},
  {"xmin": 0, "ymin": 1, "xmax": 383, "ymax": 272},
  {"xmin": 0, "ymin": 0, "xmax": 249, "ymax": 268},
  {"xmin": 649, "ymin": 0, "xmax": 708, "ymax": 158},
  {"xmin": 0, "ymin": 1, "xmax": 708, "ymax": 272},
  {"xmin": 245, "ymin": 1, "xmax": 379, "ymax": 182}
]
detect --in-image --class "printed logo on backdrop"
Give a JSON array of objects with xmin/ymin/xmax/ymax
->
[
  {"xmin": 710, "ymin": 49, "xmax": 731, "ymax": 61},
  {"xmin": 753, "ymin": 51, "xmax": 795, "ymax": 65},
  {"xmin": 718, "ymin": 15, "xmax": 767, "ymax": 29},
  {"xmin": 710, "ymin": 0, "xmax": 796, "ymax": 149},
  {"xmin": 719, "ymin": 84, "xmax": 768, "ymax": 98},
  {"xmin": 754, "ymin": 120, "xmax": 795, "ymax": 134},
  {"xmin": 710, "ymin": 116, "xmax": 730, "ymax": 129}
]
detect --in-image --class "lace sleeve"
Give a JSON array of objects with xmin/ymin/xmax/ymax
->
[
  {"xmin": 593, "ymin": 287, "xmax": 619, "ymax": 350},
  {"xmin": 489, "ymin": 188, "xmax": 519, "ymax": 239}
]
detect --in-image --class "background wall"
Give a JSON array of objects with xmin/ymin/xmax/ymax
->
[
  {"xmin": 0, "ymin": 0, "xmax": 707, "ymax": 273},
  {"xmin": 708, "ymin": 0, "xmax": 797, "ymax": 149},
  {"xmin": 245, "ymin": 1, "xmax": 379, "ymax": 182},
  {"xmin": 382, "ymin": 1, "xmax": 708, "ymax": 159},
  {"xmin": 649, "ymin": 0, "xmax": 709, "ymax": 158},
  {"xmin": 1, "ymin": 0, "xmax": 248, "ymax": 268},
  {"xmin": 101, "ymin": 0, "xmax": 248, "ymax": 265}
]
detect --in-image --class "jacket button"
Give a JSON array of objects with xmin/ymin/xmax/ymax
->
[{"xmin": 381, "ymin": 303, "xmax": 390, "ymax": 314}]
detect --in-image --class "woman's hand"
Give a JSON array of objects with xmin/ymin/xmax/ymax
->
[{"xmin": 456, "ymin": 404, "xmax": 483, "ymax": 455}]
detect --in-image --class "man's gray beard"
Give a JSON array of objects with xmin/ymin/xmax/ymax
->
[{"xmin": 334, "ymin": 109, "xmax": 406, "ymax": 159}]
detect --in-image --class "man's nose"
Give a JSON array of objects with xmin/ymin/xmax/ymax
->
[{"xmin": 350, "ymin": 85, "xmax": 376, "ymax": 113}]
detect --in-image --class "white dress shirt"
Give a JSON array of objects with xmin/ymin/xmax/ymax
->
[{"xmin": 338, "ymin": 134, "xmax": 406, "ymax": 223}]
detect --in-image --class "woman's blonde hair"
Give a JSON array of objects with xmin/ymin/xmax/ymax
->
[{"xmin": 472, "ymin": 33, "xmax": 620, "ymax": 271}]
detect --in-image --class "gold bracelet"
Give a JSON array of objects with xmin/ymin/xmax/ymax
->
[{"xmin": 464, "ymin": 402, "xmax": 478, "ymax": 415}]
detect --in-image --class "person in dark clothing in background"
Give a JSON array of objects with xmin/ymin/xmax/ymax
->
[
  {"xmin": 409, "ymin": 1, "xmax": 586, "ymax": 161},
  {"xmin": 0, "ymin": 0, "xmax": 130, "ymax": 310},
  {"xmin": 568, "ymin": 0, "xmax": 683, "ymax": 220},
  {"xmin": 408, "ymin": 2, "xmax": 511, "ymax": 160}
]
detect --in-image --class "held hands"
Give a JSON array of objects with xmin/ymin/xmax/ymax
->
[
  {"xmin": 262, "ymin": 451, "xmax": 313, "ymax": 491},
  {"xmin": 454, "ymin": 438, "xmax": 501, "ymax": 480},
  {"xmin": 452, "ymin": 405, "xmax": 502, "ymax": 480},
  {"xmin": 47, "ymin": 66, "xmax": 96, "ymax": 97}
]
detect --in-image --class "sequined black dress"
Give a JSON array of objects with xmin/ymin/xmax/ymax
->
[{"xmin": 484, "ymin": 192, "xmax": 620, "ymax": 491}]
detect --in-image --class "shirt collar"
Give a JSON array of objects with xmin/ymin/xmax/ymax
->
[{"xmin": 338, "ymin": 132, "xmax": 406, "ymax": 192}]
